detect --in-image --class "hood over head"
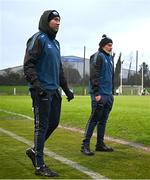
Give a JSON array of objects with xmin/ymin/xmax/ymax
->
[{"xmin": 39, "ymin": 10, "xmax": 60, "ymax": 39}]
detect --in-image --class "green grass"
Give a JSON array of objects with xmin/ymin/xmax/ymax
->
[
  {"xmin": 0, "ymin": 95, "xmax": 150, "ymax": 178},
  {"xmin": 0, "ymin": 95, "xmax": 150, "ymax": 145},
  {"xmin": 0, "ymin": 112, "xmax": 150, "ymax": 179},
  {"xmin": 62, "ymin": 96, "xmax": 150, "ymax": 145},
  {"xmin": 107, "ymin": 96, "xmax": 150, "ymax": 145},
  {"xmin": 0, "ymin": 113, "xmax": 150, "ymax": 179},
  {"xmin": 0, "ymin": 126, "xmax": 88, "ymax": 179}
]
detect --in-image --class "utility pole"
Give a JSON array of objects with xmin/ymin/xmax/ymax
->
[
  {"xmin": 136, "ymin": 50, "xmax": 138, "ymax": 74},
  {"xmin": 120, "ymin": 61, "xmax": 122, "ymax": 94}
]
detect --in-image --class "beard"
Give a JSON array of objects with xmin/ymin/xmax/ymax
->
[{"xmin": 47, "ymin": 27, "xmax": 58, "ymax": 39}]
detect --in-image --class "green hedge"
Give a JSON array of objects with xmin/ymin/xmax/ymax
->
[
  {"xmin": 0, "ymin": 86, "xmax": 29, "ymax": 95},
  {"xmin": 0, "ymin": 85, "xmax": 88, "ymax": 95},
  {"xmin": 0, "ymin": 85, "xmax": 149, "ymax": 96}
]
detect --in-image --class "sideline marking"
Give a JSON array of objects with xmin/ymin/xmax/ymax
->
[
  {"xmin": 0, "ymin": 116, "xmax": 108, "ymax": 179},
  {"xmin": 59, "ymin": 126, "xmax": 150, "ymax": 152},
  {"xmin": 0, "ymin": 127, "xmax": 106, "ymax": 179},
  {"xmin": 0, "ymin": 109, "xmax": 150, "ymax": 152}
]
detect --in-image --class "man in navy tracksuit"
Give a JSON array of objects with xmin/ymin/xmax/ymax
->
[
  {"xmin": 23, "ymin": 10, "xmax": 74, "ymax": 177},
  {"xmin": 81, "ymin": 35, "xmax": 114, "ymax": 156}
]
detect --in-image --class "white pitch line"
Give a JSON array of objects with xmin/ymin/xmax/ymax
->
[
  {"xmin": 0, "ymin": 108, "xmax": 150, "ymax": 153},
  {"xmin": 58, "ymin": 126, "xmax": 150, "ymax": 152},
  {"xmin": 0, "ymin": 109, "xmax": 33, "ymax": 121},
  {"xmin": 0, "ymin": 127, "xmax": 106, "ymax": 179}
]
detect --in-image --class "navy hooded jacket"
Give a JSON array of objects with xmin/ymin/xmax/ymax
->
[
  {"xmin": 23, "ymin": 10, "xmax": 68, "ymax": 91},
  {"xmin": 89, "ymin": 49, "xmax": 114, "ymax": 95}
]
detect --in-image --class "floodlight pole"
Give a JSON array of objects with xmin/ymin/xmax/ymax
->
[{"xmin": 142, "ymin": 62, "xmax": 144, "ymax": 91}]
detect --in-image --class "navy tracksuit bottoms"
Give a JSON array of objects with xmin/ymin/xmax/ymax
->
[
  {"xmin": 82, "ymin": 94, "xmax": 114, "ymax": 147},
  {"xmin": 30, "ymin": 89, "xmax": 62, "ymax": 167}
]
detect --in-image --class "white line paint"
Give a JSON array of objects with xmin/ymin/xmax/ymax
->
[
  {"xmin": 0, "ymin": 109, "xmax": 33, "ymax": 121},
  {"xmin": 58, "ymin": 126, "xmax": 150, "ymax": 152},
  {"xmin": 0, "ymin": 127, "xmax": 106, "ymax": 179},
  {"xmin": 0, "ymin": 108, "xmax": 150, "ymax": 152}
]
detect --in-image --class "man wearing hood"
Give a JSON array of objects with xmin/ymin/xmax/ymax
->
[
  {"xmin": 81, "ymin": 35, "xmax": 114, "ymax": 156},
  {"xmin": 24, "ymin": 10, "xmax": 74, "ymax": 177}
]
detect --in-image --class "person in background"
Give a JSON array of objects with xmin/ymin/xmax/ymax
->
[{"xmin": 81, "ymin": 34, "xmax": 114, "ymax": 156}]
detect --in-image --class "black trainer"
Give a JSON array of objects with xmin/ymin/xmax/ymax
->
[
  {"xmin": 26, "ymin": 148, "xmax": 36, "ymax": 167},
  {"xmin": 96, "ymin": 143, "xmax": 114, "ymax": 152},
  {"xmin": 81, "ymin": 145, "xmax": 94, "ymax": 156},
  {"xmin": 35, "ymin": 165, "xmax": 59, "ymax": 177}
]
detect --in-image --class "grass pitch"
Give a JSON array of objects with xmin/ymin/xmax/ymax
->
[{"xmin": 0, "ymin": 95, "xmax": 150, "ymax": 179}]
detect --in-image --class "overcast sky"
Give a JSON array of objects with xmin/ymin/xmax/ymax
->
[{"xmin": 0, "ymin": 0, "xmax": 150, "ymax": 70}]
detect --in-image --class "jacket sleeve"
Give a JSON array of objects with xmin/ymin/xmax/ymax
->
[
  {"xmin": 90, "ymin": 54, "xmax": 103, "ymax": 96},
  {"xmin": 23, "ymin": 37, "xmax": 42, "ymax": 84},
  {"xmin": 59, "ymin": 62, "xmax": 69, "ymax": 92}
]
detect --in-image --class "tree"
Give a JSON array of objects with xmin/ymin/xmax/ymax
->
[
  {"xmin": 114, "ymin": 53, "xmax": 121, "ymax": 88},
  {"xmin": 63, "ymin": 62, "xmax": 81, "ymax": 85},
  {"xmin": 139, "ymin": 62, "xmax": 149, "ymax": 76},
  {"xmin": 128, "ymin": 62, "xmax": 150, "ymax": 87},
  {"xmin": 128, "ymin": 73, "xmax": 141, "ymax": 85},
  {"xmin": 0, "ymin": 68, "xmax": 26, "ymax": 85},
  {"xmin": 139, "ymin": 62, "xmax": 150, "ymax": 87}
]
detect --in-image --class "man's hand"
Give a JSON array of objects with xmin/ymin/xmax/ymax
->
[
  {"xmin": 95, "ymin": 95, "xmax": 101, "ymax": 102},
  {"xmin": 32, "ymin": 80, "xmax": 47, "ymax": 97},
  {"xmin": 64, "ymin": 89, "xmax": 74, "ymax": 101}
]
